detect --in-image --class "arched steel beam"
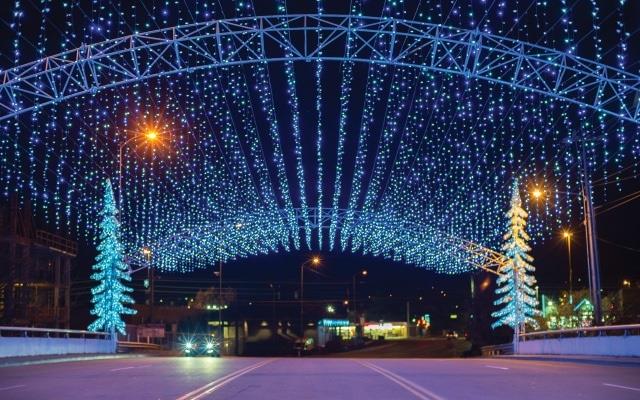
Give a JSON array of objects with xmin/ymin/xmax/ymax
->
[{"xmin": 1, "ymin": 14, "xmax": 639, "ymax": 123}]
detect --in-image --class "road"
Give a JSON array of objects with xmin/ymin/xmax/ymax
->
[
  {"xmin": 323, "ymin": 339, "xmax": 471, "ymax": 358},
  {"xmin": 1, "ymin": 356, "xmax": 639, "ymax": 400}
]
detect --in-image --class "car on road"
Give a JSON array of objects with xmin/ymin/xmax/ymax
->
[
  {"xmin": 180, "ymin": 334, "xmax": 220, "ymax": 357},
  {"xmin": 444, "ymin": 330, "xmax": 459, "ymax": 339}
]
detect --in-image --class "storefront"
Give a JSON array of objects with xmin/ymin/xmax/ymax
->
[
  {"xmin": 363, "ymin": 322, "xmax": 408, "ymax": 340},
  {"xmin": 317, "ymin": 319, "xmax": 356, "ymax": 347}
]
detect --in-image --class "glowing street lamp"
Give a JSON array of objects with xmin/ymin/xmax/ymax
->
[
  {"xmin": 531, "ymin": 188, "xmax": 543, "ymax": 200},
  {"xmin": 144, "ymin": 130, "xmax": 158, "ymax": 141}
]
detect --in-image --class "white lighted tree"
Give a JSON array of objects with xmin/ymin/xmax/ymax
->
[{"xmin": 492, "ymin": 182, "xmax": 540, "ymax": 344}]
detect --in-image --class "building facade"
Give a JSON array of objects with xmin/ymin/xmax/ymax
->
[{"xmin": 0, "ymin": 197, "xmax": 77, "ymax": 328}]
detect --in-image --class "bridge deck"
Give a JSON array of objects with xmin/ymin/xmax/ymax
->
[{"xmin": 1, "ymin": 356, "xmax": 639, "ymax": 399}]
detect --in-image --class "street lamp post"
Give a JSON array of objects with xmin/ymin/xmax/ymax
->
[
  {"xmin": 563, "ymin": 230, "xmax": 574, "ymax": 325},
  {"xmin": 580, "ymin": 152, "xmax": 602, "ymax": 325},
  {"xmin": 270, "ymin": 283, "xmax": 277, "ymax": 335},
  {"xmin": 142, "ymin": 247, "xmax": 154, "ymax": 323},
  {"xmin": 300, "ymin": 256, "xmax": 321, "ymax": 340},
  {"xmin": 218, "ymin": 258, "xmax": 223, "ymax": 344},
  {"xmin": 352, "ymin": 269, "xmax": 367, "ymax": 329},
  {"xmin": 531, "ymin": 181, "xmax": 602, "ymax": 325}
]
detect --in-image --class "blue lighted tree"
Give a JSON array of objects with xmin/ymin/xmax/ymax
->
[
  {"xmin": 88, "ymin": 179, "xmax": 136, "ymax": 336},
  {"xmin": 492, "ymin": 182, "xmax": 540, "ymax": 344}
]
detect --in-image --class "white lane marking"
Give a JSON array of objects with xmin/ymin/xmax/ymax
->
[
  {"xmin": 110, "ymin": 366, "xmax": 136, "ymax": 372},
  {"xmin": 485, "ymin": 365, "xmax": 509, "ymax": 370},
  {"xmin": 603, "ymin": 383, "xmax": 640, "ymax": 392},
  {"xmin": 176, "ymin": 359, "xmax": 273, "ymax": 400},
  {"xmin": 359, "ymin": 361, "xmax": 445, "ymax": 400},
  {"xmin": 0, "ymin": 385, "xmax": 26, "ymax": 391},
  {"xmin": 110, "ymin": 364, "xmax": 151, "ymax": 372}
]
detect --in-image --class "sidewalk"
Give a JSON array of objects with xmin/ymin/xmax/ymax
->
[
  {"xmin": 0, "ymin": 353, "xmax": 146, "ymax": 368},
  {"xmin": 496, "ymin": 354, "xmax": 640, "ymax": 367}
]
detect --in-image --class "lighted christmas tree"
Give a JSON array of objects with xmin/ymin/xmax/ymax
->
[
  {"xmin": 492, "ymin": 182, "xmax": 540, "ymax": 337},
  {"xmin": 88, "ymin": 179, "xmax": 136, "ymax": 336}
]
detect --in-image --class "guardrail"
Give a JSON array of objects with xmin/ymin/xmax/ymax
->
[
  {"xmin": 519, "ymin": 324, "xmax": 640, "ymax": 341},
  {"xmin": 480, "ymin": 343, "xmax": 514, "ymax": 356},
  {"xmin": 0, "ymin": 326, "xmax": 115, "ymax": 358},
  {"xmin": 0, "ymin": 326, "xmax": 112, "ymax": 340},
  {"xmin": 517, "ymin": 324, "xmax": 640, "ymax": 357},
  {"xmin": 117, "ymin": 341, "xmax": 162, "ymax": 352},
  {"xmin": 481, "ymin": 325, "xmax": 640, "ymax": 357}
]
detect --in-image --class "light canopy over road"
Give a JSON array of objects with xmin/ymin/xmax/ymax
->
[
  {"xmin": 1, "ymin": 357, "xmax": 639, "ymax": 400},
  {"xmin": 1, "ymin": 1, "xmax": 639, "ymax": 273}
]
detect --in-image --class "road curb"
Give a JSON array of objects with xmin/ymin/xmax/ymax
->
[
  {"xmin": 494, "ymin": 355, "xmax": 640, "ymax": 367},
  {"xmin": 0, "ymin": 354, "xmax": 147, "ymax": 368}
]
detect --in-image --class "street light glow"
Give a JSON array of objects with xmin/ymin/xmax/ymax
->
[
  {"xmin": 145, "ymin": 130, "xmax": 159, "ymax": 141},
  {"xmin": 563, "ymin": 230, "xmax": 572, "ymax": 239},
  {"xmin": 311, "ymin": 256, "xmax": 321, "ymax": 265},
  {"xmin": 532, "ymin": 188, "xmax": 543, "ymax": 199}
]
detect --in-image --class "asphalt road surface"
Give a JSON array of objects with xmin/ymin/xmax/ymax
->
[{"xmin": 1, "ymin": 356, "xmax": 639, "ymax": 400}]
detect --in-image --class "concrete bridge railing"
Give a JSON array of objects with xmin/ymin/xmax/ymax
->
[
  {"xmin": 518, "ymin": 324, "xmax": 640, "ymax": 357},
  {"xmin": 0, "ymin": 326, "xmax": 115, "ymax": 358}
]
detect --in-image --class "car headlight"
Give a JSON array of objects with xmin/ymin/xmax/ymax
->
[
  {"xmin": 184, "ymin": 342, "xmax": 193, "ymax": 350},
  {"xmin": 206, "ymin": 342, "xmax": 214, "ymax": 350}
]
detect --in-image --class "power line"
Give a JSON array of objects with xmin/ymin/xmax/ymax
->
[{"xmin": 598, "ymin": 237, "xmax": 640, "ymax": 254}]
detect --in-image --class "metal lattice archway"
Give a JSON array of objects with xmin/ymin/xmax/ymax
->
[{"xmin": 1, "ymin": 14, "xmax": 639, "ymax": 123}]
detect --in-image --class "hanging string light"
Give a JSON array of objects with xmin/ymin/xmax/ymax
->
[{"xmin": 0, "ymin": 1, "xmax": 638, "ymax": 273}]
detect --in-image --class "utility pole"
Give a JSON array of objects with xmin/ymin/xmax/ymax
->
[
  {"xmin": 352, "ymin": 276, "xmax": 357, "ymax": 323},
  {"xmin": 580, "ymin": 144, "xmax": 602, "ymax": 325},
  {"xmin": 300, "ymin": 264, "xmax": 304, "ymax": 338},
  {"xmin": 143, "ymin": 248, "xmax": 154, "ymax": 323},
  {"xmin": 218, "ymin": 258, "xmax": 223, "ymax": 343},
  {"xmin": 270, "ymin": 283, "xmax": 276, "ymax": 335},
  {"xmin": 149, "ymin": 264, "xmax": 155, "ymax": 323},
  {"xmin": 406, "ymin": 301, "xmax": 410, "ymax": 327}
]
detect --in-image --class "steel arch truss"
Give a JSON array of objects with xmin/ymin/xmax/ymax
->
[
  {"xmin": 129, "ymin": 207, "xmax": 505, "ymax": 275},
  {"xmin": 1, "ymin": 14, "xmax": 639, "ymax": 123}
]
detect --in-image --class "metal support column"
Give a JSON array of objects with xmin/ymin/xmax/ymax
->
[{"xmin": 581, "ymin": 148, "xmax": 602, "ymax": 325}]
